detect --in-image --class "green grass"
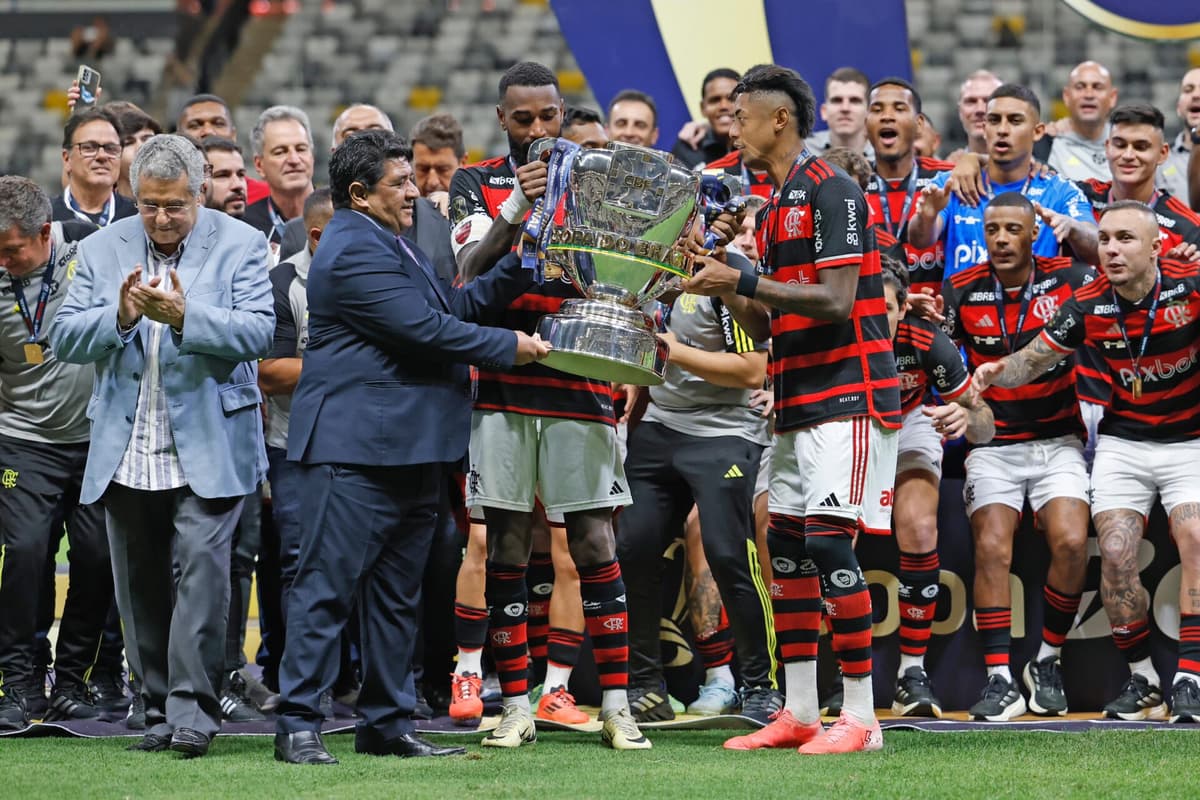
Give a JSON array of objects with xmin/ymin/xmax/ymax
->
[{"xmin": 2, "ymin": 729, "xmax": 1196, "ymax": 799}]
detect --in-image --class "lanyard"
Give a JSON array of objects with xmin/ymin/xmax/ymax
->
[
  {"xmin": 1110, "ymin": 271, "xmax": 1161, "ymax": 399},
  {"xmin": 12, "ymin": 245, "xmax": 56, "ymax": 342},
  {"xmin": 265, "ymin": 197, "xmax": 288, "ymax": 243},
  {"xmin": 874, "ymin": 161, "xmax": 919, "ymax": 239},
  {"xmin": 63, "ymin": 187, "xmax": 114, "ymax": 227},
  {"xmin": 765, "ymin": 148, "xmax": 814, "ymax": 274},
  {"xmin": 993, "ymin": 265, "xmax": 1037, "ymax": 353},
  {"xmin": 981, "ymin": 170, "xmax": 1034, "ymax": 201}
]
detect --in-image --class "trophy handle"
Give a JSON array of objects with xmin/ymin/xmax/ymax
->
[{"xmin": 528, "ymin": 137, "xmax": 557, "ymax": 162}]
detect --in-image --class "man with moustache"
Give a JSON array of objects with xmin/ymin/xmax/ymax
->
[
  {"xmin": 176, "ymin": 94, "xmax": 269, "ymax": 205},
  {"xmin": 201, "ymin": 137, "xmax": 248, "ymax": 218},
  {"xmin": 52, "ymin": 109, "xmax": 136, "ymax": 226}
]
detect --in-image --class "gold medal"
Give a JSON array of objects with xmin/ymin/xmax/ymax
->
[
  {"xmin": 23, "ymin": 343, "xmax": 43, "ymax": 364},
  {"xmin": 1132, "ymin": 377, "xmax": 1142, "ymax": 399}
]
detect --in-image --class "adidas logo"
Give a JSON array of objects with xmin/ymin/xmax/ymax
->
[
  {"xmin": 723, "ymin": 464, "xmax": 744, "ymax": 479},
  {"xmin": 610, "ymin": 481, "xmax": 624, "ymax": 496},
  {"xmin": 818, "ymin": 492, "xmax": 841, "ymax": 508},
  {"xmin": 978, "ymin": 313, "xmax": 995, "ymax": 328}
]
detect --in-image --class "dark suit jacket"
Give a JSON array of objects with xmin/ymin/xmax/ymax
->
[
  {"xmin": 287, "ymin": 208, "xmax": 531, "ymax": 468},
  {"xmin": 50, "ymin": 192, "xmax": 136, "ymax": 226},
  {"xmin": 279, "ymin": 197, "xmax": 456, "ymax": 283}
]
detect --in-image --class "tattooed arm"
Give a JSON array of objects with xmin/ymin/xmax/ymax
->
[{"xmin": 972, "ymin": 334, "xmax": 1072, "ymax": 393}]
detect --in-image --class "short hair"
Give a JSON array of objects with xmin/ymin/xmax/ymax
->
[
  {"xmin": 1108, "ymin": 103, "xmax": 1165, "ymax": 132},
  {"xmin": 114, "ymin": 107, "xmax": 163, "ymax": 142},
  {"xmin": 988, "ymin": 83, "xmax": 1041, "ymax": 117},
  {"xmin": 869, "ymin": 76, "xmax": 922, "ymax": 115},
  {"xmin": 822, "ymin": 146, "xmax": 872, "ymax": 190},
  {"xmin": 986, "ymin": 190, "xmax": 1035, "ymax": 218},
  {"xmin": 130, "ymin": 134, "xmax": 208, "ymax": 197},
  {"xmin": 180, "ymin": 94, "xmax": 230, "ymax": 114},
  {"xmin": 498, "ymin": 61, "xmax": 558, "ymax": 103},
  {"xmin": 732, "ymin": 64, "xmax": 817, "ymax": 139},
  {"xmin": 742, "ymin": 194, "xmax": 769, "ymax": 216},
  {"xmin": 303, "ymin": 187, "xmax": 333, "ymax": 222},
  {"xmin": 1101, "ymin": 199, "xmax": 1158, "ymax": 227},
  {"xmin": 200, "ymin": 135, "xmax": 242, "ymax": 157},
  {"xmin": 880, "ymin": 253, "xmax": 910, "ymax": 307},
  {"xmin": 563, "ymin": 105, "xmax": 603, "ymax": 130},
  {"xmin": 608, "ymin": 89, "xmax": 658, "ymax": 127},
  {"xmin": 62, "ymin": 107, "xmax": 120, "ymax": 150},
  {"xmin": 329, "ymin": 129, "xmax": 412, "ymax": 210},
  {"xmin": 701, "ymin": 68, "xmax": 740, "ymax": 96},
  {"xmin": 409, "ymin": 112, "xmax": 465, "ymax": 159},
  {"xmin": 332, "ymin": 103, "xmax": 394, "ymax": 142},
  {"xmin": 251, "ymin": 105, "xmax": 313, "ymax": 157},
  {"xmin": 0, "ymin": 176, "xmax": 52, "ymax": 237},
  {"xmin": 959, "ymin": 70, "xmax": 1003, "ymax": 98},
  {"xmin": 826, "ymin": 66, "xmax": 870, "ymax": 96}
]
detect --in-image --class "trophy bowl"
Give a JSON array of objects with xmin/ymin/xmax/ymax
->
[{"xmin": 531, "ymin": 141, "xmax": 700, "ymax": 386}]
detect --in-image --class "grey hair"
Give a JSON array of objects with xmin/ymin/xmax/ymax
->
[
  {"xmin": 332, "ymin": 104, "xmax": 394, "ymax": 142},
  {"xmin": 0, "ymin": 175, "xmax": 53, "ymax": 237},
  {"xmin": 130, "ymin": 134, "xmax": 207, "ymax": 197},
  {"xmin": 252, "ymin": 105, "xmax": 314, "ymax": 156}
]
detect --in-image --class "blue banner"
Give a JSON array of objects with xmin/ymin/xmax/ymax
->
[{"xmin": 1061, "ymin": 1, "xmax": 1200, "ymax": 40}]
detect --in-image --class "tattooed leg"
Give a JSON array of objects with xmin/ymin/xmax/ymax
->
[
  {"xmin": 1169, "ymin": 503, "xmax": 1200, "ymax": 616},
  {"xmin": 1095, "ymin": 509, "xmax": 1149, "ymax": 626}
]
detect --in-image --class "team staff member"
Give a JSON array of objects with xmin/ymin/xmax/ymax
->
[
  {"xmin": 449, "ymin": 61, "xmax": 649, "ymax": 751},
  {"xmin": 0, "ymin": 178, "xmax": 109, "ymax": 729},
  {"xmin": 879, "ymin": 258, "xmax": 994, "ymax": 717},
  {"xmin": 52, "ymin": 135, "xmax": 275, "ymax": 757},
  {"xmin": 975, "ymin": 201, "xmax": 1200, "ymax": 724},
  {"xmin": 941, "ymin": 194, "xmax": 1093, "ymax": 721},
  {"xmin": 52, "ymin": 109, "xmax": 136, "ymax": 226},
  {"xmin": 686, "ymin": 64, "xmax": 900, "ymax": 755},
  {"xmin": 274, "ymin": 129, "xmax": 548, "ymax": 764}
]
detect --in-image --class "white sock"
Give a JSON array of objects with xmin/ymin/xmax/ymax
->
[
  {"xmin": 543, "ymin": 663, "xmax": 572, "ymax": 692},
  {"xmin": 1036, "ymin": 641, "xmax": 1061, "ymax": 662},
  {"xmin": 1172, "ymin": 670, "xmax": 1200, "ymax": 687},
  {"xmin": 1130, "ymin": 657, "xmax": 1159, "ymax": 687},
  {"xmin": 502, "ymin": 694, "xmax": 531, "ymax": 712},
  {"xmin": 898, "ymin": 653, "xmax": 924, "ymax": 675},
  {"xmin": 783, "ymin": 661, "xmax": 819, "ymax": 724},
  {"xmin": 986, "ymin": 664, "xmax": 1013, "ymax": 683},
  {"xmin": 842, "ymin": 675, "xmax": 875, "ymax": 725},
  {"xmin": 600, "ymin": 689, "xmax": 627, "ymax": 718},
  {"xmin": 455, "ymin": 648, "xmax": 482, "ymax": 676},
  {"xmin": 704, "ymin": 665, "xmax": 735, "ymax": 688}
]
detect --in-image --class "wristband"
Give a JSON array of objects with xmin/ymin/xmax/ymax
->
[
  {"xmin": 735, "ymin": 271, "xmax": 759, "ymax": 298},
  {"xmin": 499, "ymin": 181, "xmax": 532, "ymax": 224}
]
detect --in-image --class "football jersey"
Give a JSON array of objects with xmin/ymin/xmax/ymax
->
[
  {"xmin": 893, "ymin": 315, "xmax": 971, "ymax": 415},
  {"xmin": 942, "ymin": 256, "xmax": 1094, "ymax": 445},
  {"xmin": 701, "ymin": 150, "xmax": 774, "ymax": 199},
  {"xmin": 1042, "ymin": 258, "xmax": 1200, "ymax": 443},
  {"xmin": 1073, "ymin": 182, "xmax": 1200, "ymax": 407},
  {"xmin": 933, "ymin": 170, "xmax": 1094, "ymax": 278},
  {"xmin": 865, "ymin": 156, "xmax": 956, "ymax": 297},
  {"xmin": 448, "ymin": 157, "xmax": 614, "ymax": 424},
  {"xmin": 758, "ymin": 153, "xmax": 901, "ymax": 433}
]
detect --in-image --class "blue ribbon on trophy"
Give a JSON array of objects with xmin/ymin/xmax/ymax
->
[
  {"xmin": 698, "ymin": 173, "xmax": 749, "ymax": 252},
  {"xmin": 520, "ymin": 137, "xmax": 581, "ymax": 282}
]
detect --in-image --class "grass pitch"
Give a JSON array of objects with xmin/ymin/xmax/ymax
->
[{"xmin": 1, "ymin": 728, "xmax": 1195, "ymax": 799}]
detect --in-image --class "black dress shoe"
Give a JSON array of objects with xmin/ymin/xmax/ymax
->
[
  {"xmin": 127, "ymin": 733, "xmax": 172, "ymax": 752},
  {"xmin": 355, "ymin": 730, "xmax": 466, "ymax": 758},
  {"xmin": 169, "ymin": 727, "xmax": 211, "ymax": 758},
  {"xmin": 274, "ymin": 730, "xmax": 339, "ymax": 765}
]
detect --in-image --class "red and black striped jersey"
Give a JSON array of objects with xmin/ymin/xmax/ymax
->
[
  {"xmin": 701, "ymin": 150, "xmax": 774, "ymax": 199},
  {"xmin": 1072, "ymin": 182, "xmax": 1200, "ymax": 407},
  {"xmin": 448, "ymin": 157, "xmax": 614, "ymax": 424},
  {"xmin": 1042, "ymin": 258, "xmax": 1200, "ymax": 442},
  {"xmin": 759, "ymin": 154, "xmax": 901, "ymax": 433},
  {"xmin": 894, "ymin": 315, "xmax": 971, "ymax": 415},
  {"xmin": 941, "ymin": 256, "xmax": 1094, "ymax": 445},
  {"xmin": 865, "ymin": 156, "xmax": 956, "ymax": 298}
]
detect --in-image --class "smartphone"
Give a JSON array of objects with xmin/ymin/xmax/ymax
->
[{"xmin": 74, "ymin": 65, "xmax": 101, "ymax": 114}]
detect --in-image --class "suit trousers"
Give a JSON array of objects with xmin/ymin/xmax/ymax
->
[
  {"xmin": 276, "ymin": 462, "xmax": 438, "ymax": 740},
  {"xmin": 103, "ymin": 483, "xmax": 242, "ymax": 738}
]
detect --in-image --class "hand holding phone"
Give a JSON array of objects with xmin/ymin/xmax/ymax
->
[{"xmin": 73, "ymin": 65, "xmax": 101, "ymax": 114}]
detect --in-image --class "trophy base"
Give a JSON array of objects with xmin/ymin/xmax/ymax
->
[{"xmin": 537, "ymin": 300, "xmax": 668, "ymax": 386}]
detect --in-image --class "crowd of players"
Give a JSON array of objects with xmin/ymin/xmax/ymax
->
[{"xmin": 1, "ymin": 49, "xmax": 1200, "ymax": 759}]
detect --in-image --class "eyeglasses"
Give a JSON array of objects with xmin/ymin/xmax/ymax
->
[
  {"xmin": 136, "ymin": 200, "xmax": 193, "ymax": 218},
  {"xmin": 72, "ymin": 141, "xmax": 122, "ymax": 158}
]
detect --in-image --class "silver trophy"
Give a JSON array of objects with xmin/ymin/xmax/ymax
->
[{"xmin": 532, "ymin": 141, "xmax": 701, "ymax": 386}]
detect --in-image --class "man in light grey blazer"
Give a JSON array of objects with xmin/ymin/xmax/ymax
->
[{"xmin": 51, "ymin": 134, "xmax": 274, "ymax": 757}]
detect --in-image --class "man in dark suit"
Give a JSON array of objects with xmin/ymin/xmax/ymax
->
[{"xmin": 273, "ymin": 129, "xmax": 549, "ymax": 764}]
